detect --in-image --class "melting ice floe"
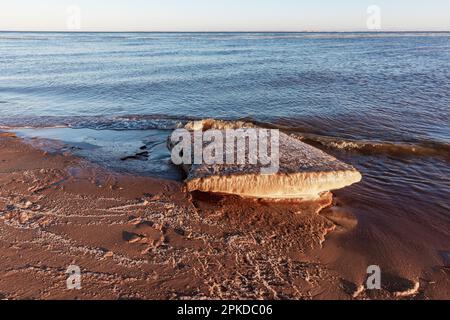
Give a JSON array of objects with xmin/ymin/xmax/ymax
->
[{"xmin": 169, "ymin": 120, "xmax": 362, "ymax": 200}]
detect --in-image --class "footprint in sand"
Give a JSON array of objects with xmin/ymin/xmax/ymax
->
[
  {"xmin": 342, "ymin": 274, "xmax": 420, "ymax": 299},
  {"xmin": 380, "ymin": 273, "xmax": 420, "ymax": 297},
  {"xmin": 122, "ymin": 221, "xmax": 167, "ymax": 254},
  {"xmin": 122, "ymin": 231, "xmax": 145, "ymax": 244},
  {"xmin": 340, "ymin": 279, "xmax": 364, "ymax": 298}
]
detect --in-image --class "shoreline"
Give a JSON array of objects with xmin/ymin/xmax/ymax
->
[{"xmin": 0, "ymin": 132, "xmax": 448, "ymax": 299}]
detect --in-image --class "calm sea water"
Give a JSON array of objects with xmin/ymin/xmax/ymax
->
[
  {"xmin": 1, "ymin": 32, "xmax": 449, "ymax": 275},
  {"xmin": 1, "ymin": 32, "xmax": 449, "ymax": 143}
]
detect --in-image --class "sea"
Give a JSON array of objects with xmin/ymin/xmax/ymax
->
[{"xmin": 0, "ymin": 32, "xmax": 449, "ymax": 275}]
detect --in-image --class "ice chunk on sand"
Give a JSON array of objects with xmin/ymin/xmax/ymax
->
[{"xmin": 169, "ymin": 124, "xmax": 362, "ymax": 200}]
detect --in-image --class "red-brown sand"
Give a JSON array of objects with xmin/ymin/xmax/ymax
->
[{"xmin": 0, "ymin": 133, "xmax": 448, "ymax": 300}]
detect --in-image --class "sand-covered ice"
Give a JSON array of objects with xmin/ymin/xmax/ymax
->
[{"xmin": 170, "ymin": 120, "xmax": 362, "ymax": 199}]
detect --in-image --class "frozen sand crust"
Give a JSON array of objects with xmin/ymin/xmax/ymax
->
[
  {"xmin": 174, "ymin": 120, "xmax": 362, "ymax": 199},
  {"xmin": 187, "ymin": 170, "xmax": 362, "ymax": 200}
]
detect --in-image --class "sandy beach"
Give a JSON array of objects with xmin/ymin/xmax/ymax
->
[{"xmin": 1, "ymin": 132, "xmax": 448, "ymax": 300}]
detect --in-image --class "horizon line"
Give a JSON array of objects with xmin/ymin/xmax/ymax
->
[{"xmin": 1, "ymin": 30, "xmax": 450, "ymax": 33}]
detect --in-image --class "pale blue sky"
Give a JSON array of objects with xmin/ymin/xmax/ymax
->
[{"xmin": 1, "ymin": 0, "xmax": 449, "ymax": 31}]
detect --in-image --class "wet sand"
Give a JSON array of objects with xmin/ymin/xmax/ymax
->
[{"xmin": 0, "ymin": 133, "xmax": 448, "ymax": 300}]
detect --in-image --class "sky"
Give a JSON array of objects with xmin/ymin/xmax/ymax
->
[{"xmin": 1, "ymin": 0, "xmax": 449, "ymax": 32}]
